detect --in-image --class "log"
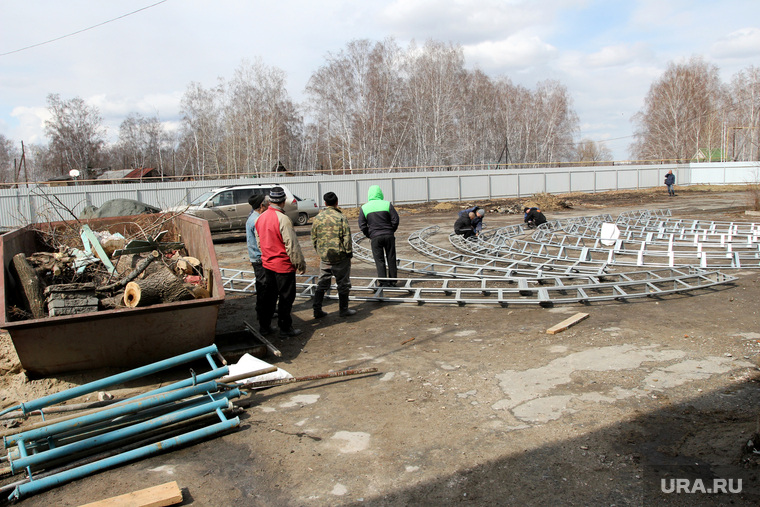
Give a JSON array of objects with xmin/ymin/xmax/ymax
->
[
  {"xmin": 100, "ymin": 292, "xmax": 126, "ymax": 310},
  {"xmin": 11, "ymin": 253, "xmax": 46, "ymax": 319},
  {"xmin": 123, "ymin": 266, "xmax": 194, "ymax": 308},
  {"xmin": 174, "ymin": 256, "xmax": 201, "ymax": 275}
]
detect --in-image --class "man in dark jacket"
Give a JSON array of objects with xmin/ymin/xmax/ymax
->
[
  {"xmin": 358, "ymin": 185, "xmax": 399, "ymax": 287},
  {"xmin": 311, "ymin": 192, "xmax": 355, "ymax": 318},
  {"xmin": 665, "ymin": 170, "xmax": 676, "ymax": 196},
  {"xmin": 524, "ymin": 207, "xmax": 547, "ymax": 229},
  {"xmin": 454, "ymin": 211, "xmax": 476, "ymax": 239}
]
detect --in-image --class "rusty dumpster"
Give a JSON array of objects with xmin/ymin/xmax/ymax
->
[{"xmin": 0, "ymin": 213, "xmax": 225, "ymax": 376}]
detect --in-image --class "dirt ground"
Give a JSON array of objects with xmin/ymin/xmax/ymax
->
[{"xmin": 3, "ymin": 187, "xmax": 760, "ymax": 505}]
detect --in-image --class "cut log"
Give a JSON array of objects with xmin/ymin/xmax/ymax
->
[
  {"xmin": 11, "ymin": 253, "xmax": 46, "ymax": 319},
  {"xmin": 123, "ymin": 266, "xmax": 194, "ymax": 308},
  {"xmin": 99, "ymin": 251, "xmax": 160, "ymax": 293},
  {"xmin": 174, "ymin": 256, "xmax": 201, "ymax": 275},
  {"xmin": 100, "ymin": 292, "xmax": 126, "ymax": 310}
]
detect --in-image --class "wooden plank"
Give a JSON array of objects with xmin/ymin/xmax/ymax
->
[
  {"xmin": 546, "ymin": 312, "xmax": 589, "ymax": 335},
  {"xmin": 79, "ymin": 481, "xmax": 182, "ymax": 507}
]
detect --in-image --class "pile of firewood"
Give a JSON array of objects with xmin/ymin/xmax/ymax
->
[{"xmin": 8, "ymin": 231, "xmax": 211, "ymax": 322}]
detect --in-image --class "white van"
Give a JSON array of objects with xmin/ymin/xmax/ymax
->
[{"xmin": 167, "ymin": 184, "xmax": 299, "ymax": 232}]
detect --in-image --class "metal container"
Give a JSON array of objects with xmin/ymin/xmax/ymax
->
[{"xmin": 0, "ymin": 214, "xmax": 225, "ymax": 376}]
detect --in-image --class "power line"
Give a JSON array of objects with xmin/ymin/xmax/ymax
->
[{"xmin": 0, "ymin": 0, "xmax": 169, "ymax": 57}]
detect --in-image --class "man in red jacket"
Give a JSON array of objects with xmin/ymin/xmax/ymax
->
[{"xmin": 255, "ymin": 187, "xmax": 307, "ymax": 337}]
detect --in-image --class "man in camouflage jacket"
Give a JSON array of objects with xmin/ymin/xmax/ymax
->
[{"xmin": 310, "ymin": 192, "xmax": 356, "ymax": 318}]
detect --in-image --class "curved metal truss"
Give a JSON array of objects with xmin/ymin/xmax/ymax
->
[
  {"xmin": 457, "ymin": 210, "xmax": 760, "ymax": 269},
  {"xmin": 219, "ymin": 267, "xmax": 735, "ymax": 307},
  {"xmin": 220, "ymin": 209, "xmax": 741, "ymax": 306}
]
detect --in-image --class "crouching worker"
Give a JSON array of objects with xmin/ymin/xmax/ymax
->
[
  {"xmin": 454, "ymin": 210, "xmax": 477, "ymax": 239},
  {"xmin": 310, "ymin": 192, "xmax": 356, "ymax": 318},
  {"xmin": 524, "ymin": 207, "xmax": 547, "ymax": 229}
]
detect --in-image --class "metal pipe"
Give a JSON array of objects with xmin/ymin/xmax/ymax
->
[
  {"xmin": 9, "ymin": 416, "xmax": 240, "ymax": 501},
  {"xmin": 19, "ymin": 345, "xmax": 219, "ymax": 415},
  {"xmin": 27, "ymin": 391, "xmax": 236, "ymax": 454},
  {"xmin": 6, "ymin": 381, "xmax": 221, "ymax": 448},
  {"xmin": 11, "ymin": 392, "xmax": 238, "ymax": 472}
]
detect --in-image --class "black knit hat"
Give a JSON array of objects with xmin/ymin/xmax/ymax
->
[
  {"xmin": 269, "ymin": 186, "xmax": 286, "ymax": 203},
  {"xmin": 249, "ymin": 194, "xmax": 266, "ymax": 209}
]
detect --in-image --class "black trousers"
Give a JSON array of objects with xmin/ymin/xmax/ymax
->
[
  {"xmin": 455, "ymin": 227, "xmax": 475, "ymax": 238},
  {"xmin": 261, "ymin": 269, "xmax": 296, "ymax": 331},
  {"xmin": 252, "ymin": 262, "xmax": 268, "ymax": 324},
  {"xmin": 370, "ymin": 235, "xmax": 397, "ymax": 282}
]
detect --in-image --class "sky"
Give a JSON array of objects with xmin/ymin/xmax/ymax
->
[{"xmin": 1, "ymin": 0, "xmax": 759, "ymax": 161}]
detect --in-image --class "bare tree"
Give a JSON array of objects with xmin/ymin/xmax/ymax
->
[
  {"xmin": 44, "ymin": 94, "xmax": 106, "ymax": 180},
  {"xmin": 727, "ymin": 66, "xmax": 760, "ymax": 161},
  {"xmin": 116, "ymin": 113, "xmax": 171, "ymax": 173},
  {"xmin": 179, "ymin": 82, "xmax": 224, "ymax": 176},
  {"xmin": 400, "ymin": 40, "xmax": 467, "ymax": 168},
  {"xmin": 574, "ymin": 139, "xmax": 612, "ymax": 165},
  {"xmin": 631, "ymin": 57, "xmax": 725, "ymax": 162},
  {"xmin": 0, "ymin": 134, "xmax": 19, "ymax": 184}
]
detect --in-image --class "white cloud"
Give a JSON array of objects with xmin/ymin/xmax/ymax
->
[
  {"xmin": 382, "ymin": 0, "xmax": 548, "ymax": 43},
  {"xmin": 585, "ymin": 42, "xmax": 653, "ymax": 68},
  {"xmin": 464, "ymin": 34, "xmax": 558, "ymax": 70},
  {"xmin": 10, "ymin": 106, "xmax": 51, "ymax": 145},
  {"xmin": 711, "ymin": 27, "xmax": 760, "ymax": 59}
]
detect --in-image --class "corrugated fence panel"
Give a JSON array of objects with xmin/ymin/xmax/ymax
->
[
  {"xmin": 569, "ymin": 170, "xmax": 595, "ymax": 192},
  {"xmin": 616, "ymin": 169, "xmax": 639, "ymax": 190},
  {"xmin": 518, "ymin": 173, "xmax": 545, "ymax": 195},
  {"xmin": 596, "ymin": 170, "xmax": 619, "ymax": 191},
  {"xmin": 490, "ymin": 173, "xmax": 519, "ymax": 198},
  {"xmin": 546, "ymin": 172, "xmax": 570, "ymax": 194},
  {"xmin": 428, "ymin": 176, "xmax": 460, "ymax": 201},
  {"xmin": 0, "ymin": 162, "xmax": 756, "ymax": 229},
  {"xmin": 460, "ymin": 175, "xmax": 490, "ymax": 200},
  {"xmin": 392, "ymin": 177, "xmax": 429, "ymax": 204}
]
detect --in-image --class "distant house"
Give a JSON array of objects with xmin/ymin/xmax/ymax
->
[
  {"xmin": 97, "ymin": 168, "xmax": 161, "ymax": 183},
  {"xmin": 692, "ymin": 148, "xmax": 724, "ymax": 162},
  {"xmin": 45, "ymin": 175, "xmax": 75, "ymax": 187}
]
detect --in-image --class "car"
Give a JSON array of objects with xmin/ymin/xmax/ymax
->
[
  {"xmin": 294, "ymin": 195, "xmax": 319, "ymax": 225},
  {"xmin": 165, "ymin": 184, "xmax": 299, "ymax": 232}
]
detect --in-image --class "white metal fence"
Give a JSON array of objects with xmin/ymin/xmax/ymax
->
[{"xmin": 1, "ymin": 161, "xmax": 757, "ymax": 229}]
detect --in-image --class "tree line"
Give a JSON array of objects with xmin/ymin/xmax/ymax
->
[{"xmin": 1, "ymin": 40, "xmax": 759, "ymax": 184}]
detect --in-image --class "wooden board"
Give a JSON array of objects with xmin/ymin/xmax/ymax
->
[
  {"xmin": 79, "ymin": 481, "xmax": 182, "ymax": 507},
  {"xmin": 546, "ymin": 312, "xmax": 589, "ymax": 335}
]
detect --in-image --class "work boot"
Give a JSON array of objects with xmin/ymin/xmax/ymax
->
[
  {"xmin": 280, "ymin": 327, "xmax": 303, "ymax": 337},
  {"xmin": 313, "ymin": 290, "xmax": 327, "ymax": 319},
  {"xmin": 339, "ymin": 293, "xmax": 356, "ymax": 317}
]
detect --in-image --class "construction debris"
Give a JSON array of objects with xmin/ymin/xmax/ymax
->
[
  {"xmin": 4, "ymin": 221, "xmax": 211, "ymax": 321},
  {"xmin": 79, "ymin": 481, "xmax": 183, "ymax": 507},
  {"xmin": 546, "ymin": 312, "xmax": 590, "ymax": 335}
]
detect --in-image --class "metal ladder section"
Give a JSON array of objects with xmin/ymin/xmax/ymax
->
[
  {"xmin": 352, "ymin": 231, "xmax": 725, "ymax": 289},
  {"xmin": 458, "ymin": 212, "xmax": 760, "ymax": 269},
  {"xmin": 353, "ymin": 232, "xmax": 603, "ymax": 280},
  {"xmin": 219, "ymin": 267, "xmax": 736, "ymax": 307},
  {"xmin": 406, "ymin": 227, "xmax": 608, "ymax": 275}
]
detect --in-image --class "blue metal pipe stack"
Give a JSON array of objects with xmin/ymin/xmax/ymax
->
[{"xmin": 2, "ymin": 344, "xmax": 241, "ymax": 501}]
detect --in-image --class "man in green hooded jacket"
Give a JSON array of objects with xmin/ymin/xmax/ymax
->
[{"xmin": 358, "ymin": 185, "xmax": 399, "ymax": 287}]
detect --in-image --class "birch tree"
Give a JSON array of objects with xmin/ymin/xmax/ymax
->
[
  {"xmin": 632, "ymin": 57, "xmax": 725, "ymax": 162},
  {"xmin": 44, "ymin": 94, "xmax": 106, "ymax": 180}
]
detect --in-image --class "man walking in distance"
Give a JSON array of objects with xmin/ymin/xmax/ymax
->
[
  {"xmin": 255, "ymin": 186, "xmax": 306, "ymax": 337},
  {"xmin": 359, "ymin": 184, "xmax": 399, "ymax": 287},
  {"xmin": 664, "ymin": 170, "xmax": 676, "ymax": 196},
  {"xmin": 310, "ymin": 192, "xmax": 356, "ymax": 318},
  {"xmin": 246, "ymin": 193, "xmax": 272, "ymax": 331}
]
